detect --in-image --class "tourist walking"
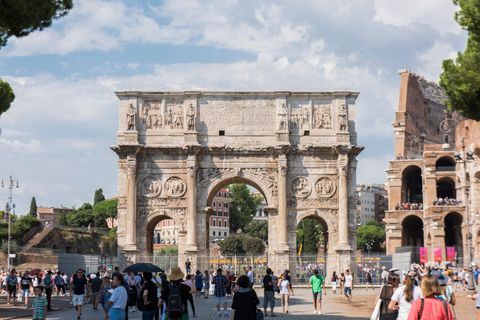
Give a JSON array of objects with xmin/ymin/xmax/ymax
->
[
  {"xmin": 90, "ymin": 272, "xmax": 104, "ymax": 311},
  {"xmin": 307, "ymin": 269, "xmax": 326, "ymax": 314},
  {"xmin": 213, "ymin": 268, "xmax": 229, "ymax": 317},
  {"xmin": 374, "ymin": 273, "xmax": 400, "ymax": 320},
  {"xmin": 159, "ymin": 266, "xmax": 195, "ymax": 320},
  {"xmin": 127, "ymin": 272, "xmax": 141, "ymax": 312},
  {"xmin": 331, "ymin": 271, "xmax": 338, "ymax": 294},
  {"xmin": 70, "ymin": 268, "xmax": 89, "ymax": 320},
  {"xmin": 140, "ymin": 272, "xmax": 158, "ymax": 320},
  {"xmin": 6, "ymin": 268, "xmax": 18, "ymax": 306},
  {"xmin": 99, "ymin": 275, "xmax": 113, "ymax": 320},
  {"xmin": 204, "ymin": 270, "xmax": 210, "ymax": 299},
  {"xmin": 344, "ymin": 269, "xmax": 353, "ymax": 303},
  {"xmin": 262, "ymin": 268, "xmax": 276, "ymax": 317},
  {"xmin": 225, "ymin": 270, "xmax": 233, "ymax": 299},
  {"xmin": 389, "ymin": 271, "xmax": 423, "ymax": 320},
  {"xmin": 382, "ymin": 266, "xmax": 389, "ymax": 285},
  {"xmin": 246, "ymin": 266, "xmax": 254, "ymax": 288},
  {"xmin": 109, "ymin": 274, "xmax": 128, "ymax": 320},
  {"xmin": 54, "ymin": 271, "xmax": 65, "ymax": 296},
  {"xmin": 183, "ymin": 274, "xmax": 196, "ymax": 317},
  {"xmin": 231, "ymin": 275, "xmax": 260, "ymax": 320},
  {"xmin": 278, "ymin": 273, "xmax": 294, "ymax": 313},
  {"xmin": 20, "ymin": 270, "xmax": 32, "ymax": 308},
  {"xmin": 32, "ymin": 286, "xmax": 48, "ymax": 320},
  {"xmin": 194, "ymin": 271, "xmax": 203, "ymax": 301},
  {"xmin": 366, "ymin": 269, "xmax": 374, "ymax": 291},
  {"xmin": 43, "ymin": 271, "xmax": 53, "ymax": 311},
  {"xmin": 339, "ymin": 272, "xmax": 345, "ymax": 294},
  {"xmin": 406, "ymin": 274, "xmax": 453, "ymax": 320}
]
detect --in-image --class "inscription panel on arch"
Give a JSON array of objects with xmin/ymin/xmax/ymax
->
[{"xmin": 197, "ymin": 97, "xmax": 276, "ymax": 131}]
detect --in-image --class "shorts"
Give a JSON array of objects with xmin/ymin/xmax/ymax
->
[
  {"xmin": 196, "ymin": 287, "xmax": 202, "ymax": 292},
  {"xmin": 186, "ymin": 269, "xmax": 191, "ymax": 274},
  {"xmin": 313, "ymin": 291, "xmax": 322, "ymax": 301},
  {"xmin": 263, "ymin": 291, "xmax": 275, "ymax": 308},
  {"xmin": 91, "ymin": 291, "xmax": 100, "ymax": 303},
  {"xmin": 22, "ymin": 289, "xmax": 29, "ymax": 298},
  {"xmin": 7, "ymin": 285, "xmax": 16, "ymax": 298},
  {"xmin": 344, "ymin": 287, "xmax": 352, "ymax": 295},
  {"xmin": 73, "ymin": 294, "xmax": 85, "ymax": 306},
  {"xmin": 215, "ymin": 295, "xmax": 228, "ymax": 305}
]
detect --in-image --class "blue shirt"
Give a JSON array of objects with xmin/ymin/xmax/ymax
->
[
  {"xmin": 474, "ymin": 270, "xmax": 479, "ymax": 278},
  {"xmin": 43, "ymin": 275, "xmax": 53, "ymax": 288},
  {"xmin": 195, "ymin": 275, "xmax": 203, "ymax": 288}
]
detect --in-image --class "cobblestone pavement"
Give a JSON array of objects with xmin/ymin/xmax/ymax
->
[{"xmin": 2, "ymin": 288, "xmax": 479, "ymax": 320}]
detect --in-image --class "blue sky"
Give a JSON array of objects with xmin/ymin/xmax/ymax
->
[{"xmin": 0, "ymin": 0, "xmax": 468, "ymax": 215}]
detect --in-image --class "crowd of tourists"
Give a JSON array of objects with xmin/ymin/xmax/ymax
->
[
  {"xmin": 433, "ymin": 197, "xmax": 461, "ymax": 206},
  {"xmin": 395, "ymin": 203, "xmax": 423, "ymax": 210}
]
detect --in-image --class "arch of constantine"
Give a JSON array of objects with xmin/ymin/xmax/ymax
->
[{"xmin": 111, "ymin": 90, "xmax": 363, "ymax": 277}]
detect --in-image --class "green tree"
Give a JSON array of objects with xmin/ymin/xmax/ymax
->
[
  {"xmin": 219, "ymin": 235, "xmax": 245, "ymax": 255},
  {"xmin": 12, "ymin": 215, "xmax": 40, "ymax": 239},
  {"xmin": 242, "ymin": 235, "xmax": 265, "ymax": 255},
  {"xmin": 29, "ymin": 197, "xmax": 37, "ymax": 217},
  {"xmin": 1, "ymin": 239, "xmax": 18, "ymax": 254},
  {"xmin": 229, "ymin": 184, "xmax": 262, "ymax": 233},
  {"xmin": 67, "ymin": 203, "xmax": 94, "ymax": 227},
  {"xmin": 155, "ymin": 246, "xmax": 179, "ymax": 256},
  {"xmin": 297, "ymin": 219, "xmax": 324, "ymax": 254},
  {"xmin": 439, "ymin": 0, "xmax": 480, "ymax": 120},
  {"xmin": 244, "ymin": 220, "xmax": 268, "ymax": 241},
  {"xmin": 0, "ymin": 0, "xmax": 73, "ymax": 48},
  {"xmin": 0, "ymin": 78, "xmax": 15, "ymax": 116},
  {"xmin": 92, "ymin": 198, "xmax": 117, "ymax": 227},
  {"xmin": 357, "ymin": 220, "xmax": 386, "ymax": 251},
  {"xmin": 57, "ymin": 211, "xmax": 67, "ymax": 225},
  {"xmin": 93, "ymin": 188, "xmax": 105, "ymax": 207}
]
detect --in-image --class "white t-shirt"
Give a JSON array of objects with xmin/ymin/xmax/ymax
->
[
  {"xmin": 247, "ymin": 271, "xmax": 253, "ymax": 283},
  {"xmin": 279, "ymin": 280, "xmax": 290, "ymax": 294},
  {"xmin": 109, "ymin": 286, "xmax": 128, "ymax": 309},
  {"xmin": 344, "ymin": 274, "xmax": 353, "ymax": 287},
  {"xmin": 391, "ymin": 284, "xmax": 423, "ymax": 320}
]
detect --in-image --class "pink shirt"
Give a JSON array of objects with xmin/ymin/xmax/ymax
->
[
  {"xmin": 407, "ymin": 297, "xmax": 453, "ymax": 320},
  {"xmin": 183, "ymin": 280, "xmax": 193, "ymax": 289}
]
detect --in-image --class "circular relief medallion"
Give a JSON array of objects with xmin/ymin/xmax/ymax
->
[
  {"xmin": 315, "ymin": 177, "xmax": 336, "ymax": 198},
  {"xmin": 164, "ymin": 176, "xmax": 187, "ymax": 197},
  {"xmin": 139, "ymin": 177, "xmax": 161, "ymax": 198},
  {"xmin": 290, "ymin": 176, "xmax": 311, "ymax": 198}
]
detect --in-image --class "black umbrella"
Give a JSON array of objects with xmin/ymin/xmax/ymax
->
[{"xmin": 123, "ymin": 263, "xmax": 164, "ymax": 273}]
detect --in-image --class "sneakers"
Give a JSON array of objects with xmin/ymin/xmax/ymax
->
[
  {"xmin": 314, "ymin": 310, "xmax": 317, "ymax": 314},
  {"xmin": 347, "ymin": 299, "xmax": 352, "ymax": 303},
  {"xmin": 224, "ymin": 314, "xmax": 228, "ymax": 317},
  {"xmin": 218, "ymin": 314, "xmax": 222, "ymax": 317},
  {"xmin": 318, "ymin": 311, "xmax": 322, "ymax": 314},
  {"xmin": 192, "ymin": 314, "xmax": 196, "ymax": 318}
]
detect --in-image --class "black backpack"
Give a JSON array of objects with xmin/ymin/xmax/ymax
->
[
  {"xmin": 136, "ymin": 286, "xmax": 145, "ymax": 312},
  {"xmin": 167, "ymin": 283, "xmax": 186, "ymax": 318}
]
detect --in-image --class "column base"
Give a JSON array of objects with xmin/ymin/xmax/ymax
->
[
  {"xmin": 123, "ymin": 244, "xmax": 138, "ymax": 253},
  {"xmin": 185, "ymin": 245, "xmax": 198, "ymax": 252}
]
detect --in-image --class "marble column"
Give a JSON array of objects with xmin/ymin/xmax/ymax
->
[
  {"xmin": 186, "ymin": 156, "xmax": 198, "ymax": 252},
  {"xmin": 125, "ymin": 159, "xmax": 138, "ymax": 251},
  {"xmin": 276, "ymin": 156, "xmax": 289, "ymax": 252},
  {"xmin": 337, "ymin": 161, "xmax": 350, "ymax": 250}
]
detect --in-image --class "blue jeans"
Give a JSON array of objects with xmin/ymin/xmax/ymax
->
[
  {"xmin": 109, "ymin": 307, "xmax": 126, "ymax": 320},
  {"xmin": 142, "ymin": 309, "xmax": 156, "ymax": 320}
]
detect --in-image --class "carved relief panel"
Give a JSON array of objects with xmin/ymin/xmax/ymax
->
[
  {"xmin": 138, "ymin": 176, "xmax": 162, "ymax": 198},
  {"xmin": 290, "ymin": 176, "xmax": 311, "ymax": 197},
  {"xmin": 314, "ymin": 177, "xmax": 336, "ymax": 197},
  {"xmin": 289, "ymin": 101, "xmax": 311, "ymax": 129},
  {"xmin": 313, "ymin": 100, "xmax": 332, "ymax": 129},
  {"xmin": 142, "ymin": 102, "xmax": 163, "ymax": 130},
  {"xmin": 165, "ymin": 176, "xmax": 187, "ymax": 197},
  {"xmin": 165, "ymin": 100, "xmax": 184, "ymax": 130},
  {"xmin": 338, "ymin": 104, "xmax": 348, "ymax": 131}
]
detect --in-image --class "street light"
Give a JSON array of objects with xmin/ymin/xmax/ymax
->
[
  {"xmin": 366, "ymin": 241, "xmax": 374, "ymax": 255},
  {"xmin": 1, "ymin": 174, "xmax": 19, "ymax": 272},
  {"xmin": 440, "ymin": 115, "xmax": 476, "ymax": 294}
]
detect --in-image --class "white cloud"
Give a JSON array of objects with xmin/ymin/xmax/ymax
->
[
  {"xmin": 416, "ymin": 41, "xmax": 457, "ymax": 81},
  {"xmin": 373, "ymin": 0, "xmax": 462, "ymax": 35},
  {"xmin": 0, "ymin": 138, "xmax": 46, "ymax": 154},
  {"xmin": 127, "ymin": 63, "xmax": 139, "ymax": 70}
]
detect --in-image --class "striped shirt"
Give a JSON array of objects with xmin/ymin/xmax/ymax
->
[{"xmin": 33, "ymin": 296, "xmax": 47, "ymax": 319}]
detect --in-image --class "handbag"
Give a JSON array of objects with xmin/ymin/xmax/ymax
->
[
  {"xmin": 370, "ymin": 296, "xmax": 382, "ymax": 320},
  {"xmin": 256, "ymin": 309, "xmax": 264, "ymax": 320}
]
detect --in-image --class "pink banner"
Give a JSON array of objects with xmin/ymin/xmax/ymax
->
[
  {"xmin": 446, "ymin": 247, "xmax": 455, "ymax": 263},
  {"xmin": 434, "ymin": 247, "xmax": 442, "ymax": 263},
  {"xmin": 419, "ymin": 247, "xmax": 428, "ymax": 264}
]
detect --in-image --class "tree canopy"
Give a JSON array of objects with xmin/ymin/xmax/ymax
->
[
  {"xmin": 93, "ymin": 188, "xmax": 105, "ymax": 207},
  {"xmin": 0, "ymin": 78, "xmax": 15, "ymax": 116},
  {"xmin": 297, "ymin": 219, "xmax": 323, "ymax": 254},
  {"xmin": 29, "ymin": 197, "xmax": 37, "ymax": 217},
  {"xmin": 356, "ymin": 220, "xmax": 386, "ymax": 252},
  {"xmin": 244, "ymin": 220, "xmax": 268, "ymax": 242},
  {"xmin": 228, "ymin": 184, "xmax": 262, "ymax": 233},
  {"xmin": 67, "ymin": 203, "xmax": 94, "ymax": 227},
  {"xmin": 0, "ymin": 0, "xmax": 73, "ymax": 48},
  {"xmin": 440, "ymin": 0, "xmax": 480, "ymax": 120},
  {"xmin": 93, "ymin": 198, "xmax": 118, "ymax": 227},
  {"xmin": 218, "ymin": 234, "xmax": 265, "ymax": 256}
]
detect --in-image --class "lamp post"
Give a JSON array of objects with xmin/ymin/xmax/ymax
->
[
  {"xmin": 1, "ymin": 175, "xmax": 19, "ymax": 272},
  {"xmin": 440, "ymin": 115, "xmax": 476, "ymax": 294}
]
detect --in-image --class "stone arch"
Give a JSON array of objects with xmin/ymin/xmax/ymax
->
[
  {"xmin": 402, "ymin": 165, "xmax": 423, "ymax": 203},
  {"xmin": 201, "ymin": 171, "xmax": 273, "ymax": 207},
  {"xmin": 437, "ymin": 177, "xmax": 456, "ymax": 199},
  {"xmin": 436, "ymin": 156, "xmax": 456, "ymax": 171},
  {"xmin": 475, "ymin": 171, "xmax": 480, "ymax": 183},
  {"xmin": 145, "ymin": 210, "xmax": 186, "ymax": 254},
  {"xmin": 296, "ymin": 209, "xmax": 333, "ymax": 254},
  {"xmin": 402, "ymin": 215, "xmax": 424, "ymax": 247},
  {"xmin": 444, "ymin": 211, "xmax": 463, "ymax": 261}
]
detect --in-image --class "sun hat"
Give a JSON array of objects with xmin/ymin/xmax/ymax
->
[
  {"xmin": 169, "ymin": 266, "xmax": 185, "ymax": 281},
  {"xmin": 431, "ymin": 270, "xmax": 448, "ymax": 285}
]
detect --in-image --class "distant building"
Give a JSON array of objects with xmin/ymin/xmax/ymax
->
[
  {"xmin": 252, "ymin": 191, "xmax": 267, "ymax": 221},
  {"xmin": 106, "ymin": 217, "xmax": 117, "ymax": 229},
  {"xmin": 154, "ymin": 188, "xmax": 232, "ymax": 245},
  {"xmin": 37, "ymin": 206, "xmax": 74, "ymax": 222},
  {"xmin": 356, "ymin": 184, "xmax": 388, "ymax": 226}
]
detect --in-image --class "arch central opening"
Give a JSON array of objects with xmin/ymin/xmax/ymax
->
[
  {"xmin": 444, "ymin": 212, "xmax": 463, "ymax": 264},
  {"xmin": 436, "ymin": 177, "xmax": 456, "ymax": 199},
  {"xmin": 402, "ymin": 215, "xmax": 424, "ymax": 247},
  {"xmin": 296, "ymin": 215, "xmax": 328, "ymax": 280},
  {"xmin": 402, "ymin": 166, "xmax": 423, "ymax": 204}
]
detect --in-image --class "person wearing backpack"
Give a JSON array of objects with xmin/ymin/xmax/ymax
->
[
  {"xmin": 140, "ymin": 272, "xmax": 158, "ymax": 320},
  {"xmin": 160, "ymin": 266, "xmax": 195, "ymax": 320},
  {"xmin": 407, "ymin": 274, "xmax": 453, "ymax": 320},
  {"xmin": 6, "ymin": 269, "xmax": 18, "ymax": 306}
]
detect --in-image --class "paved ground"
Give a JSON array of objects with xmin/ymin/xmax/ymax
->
[{"xmin": 0, "ymin": 288, "xmax": 479, "ymax": 319}]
